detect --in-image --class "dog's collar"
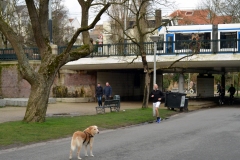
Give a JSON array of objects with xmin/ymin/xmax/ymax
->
[
  {"xmin": 83, "ymin": 131, "xmax": 94, "ymax": 145},
  {"xmin": 84, "ymin": 131, "xmax": 94, "ymax": 138}
]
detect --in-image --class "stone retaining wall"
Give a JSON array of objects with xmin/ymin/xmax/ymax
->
[{"xmin": 0, "ymin": 62, "xmax": 97, "ymax": 98}]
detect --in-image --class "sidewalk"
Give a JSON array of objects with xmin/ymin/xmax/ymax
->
[{"xmin": 0, "ymin": 100, "xmax": 216, "ymax": 123}]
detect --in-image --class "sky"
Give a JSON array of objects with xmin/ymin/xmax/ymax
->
[{"xmin": 63, "ymin": 0, "xmax": 201, "ymax": 24}]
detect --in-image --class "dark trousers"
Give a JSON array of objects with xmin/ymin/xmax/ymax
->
[{"xmin": 97, "ymin": 96, "xmax": 102, "ymax": 106}]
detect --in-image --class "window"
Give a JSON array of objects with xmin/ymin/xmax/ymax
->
[
  {"xmin": 128, "ymin": 21, "xmax": 135, "ymax": 29},
  {"xmin": 175, "ymin": 33, "xmax": 191, "ymax": 50},
  {"xmin": 147, "ymin": 20, "xmax": 156, "ymax": 28},
  {"xmin": 157, "ymin": 34, "xmax": 164, "ymax": 50},
  {"xmin": 207, "ymin": 13, "xmax": 211, "ymax": 19},
  {"xmin": 220, "ymin": 32, "xmax": 237, "ymax": 48},
  {"xmin": 175, "ymin": 32, "xmax": 211, "ymax": 50}
]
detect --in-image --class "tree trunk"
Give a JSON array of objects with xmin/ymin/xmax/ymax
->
[
  {"xmin": 23, "ymin": 80, "xmax": 53, "ymax": 122},
  {"xmin": 142, "ymin": 72, "xmax": 151, "ymax": 108}
]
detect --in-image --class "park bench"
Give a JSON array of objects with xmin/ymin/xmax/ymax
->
[{"xmin": 95, "ymin": 99, "xmax": 120, "ymax": 114}]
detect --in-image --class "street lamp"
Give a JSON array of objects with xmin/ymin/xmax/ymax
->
[
  {"xmin": 150, "ymin": 35, "xmax": 160, "ymax": 86},
  {"xmin": 48, "ymin": 0, "xmax": 53, "ymax": 44},
  {"xmin": 124, "ymin": 0, "xmax": 131, "ymax": 55}
]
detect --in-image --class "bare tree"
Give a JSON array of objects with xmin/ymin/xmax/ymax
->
[
  {"xmin": 24, "ymin": 0, "xmax": 75, "ymax": 47},
  {"xmin": 104, "ymin": 0, "xmax": 126, "ymax": 43},
  {"xmin": 106, "ymin": 0, "xmax": 173, "ymax": 108},
  {"xmin": 0, "ymin": 0, "xmax": 110, "ymax": 122},
  {"xmin": 0, "ymin": 0, "xmax": 24, "ymax": 48},
  {"xmin": 217, "ymin": 0, "xmax": 240, "ymax": 23},
  {"xmin": 197, "ymin": 0, "xmax": 239, "ymax": 23}
]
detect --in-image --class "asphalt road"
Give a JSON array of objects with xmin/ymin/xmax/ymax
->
[{"xmin": 1, "ymin": 107, "xmax": 240, "ymax": 160}]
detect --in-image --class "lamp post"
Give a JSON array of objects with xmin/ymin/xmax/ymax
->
[
  {"xmin": 48, "ymin": 0, "xmax": 53, "ymax": 44},
  {"xmin": 124, "ymin": 0, "xmax": 130, "ymax": 55},
  {"xmin": 150, "ymin": 35, "xmax": 160, "ymax": 86}
]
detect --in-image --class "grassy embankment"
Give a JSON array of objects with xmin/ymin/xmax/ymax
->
[{"xmin": 0, "ymin": 108, "xmax": 175, "ymax": 148}]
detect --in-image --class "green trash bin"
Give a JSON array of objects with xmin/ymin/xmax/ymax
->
[{"xmin": 165, "ymin": 92, "xmax": 187, "ymax": 109}]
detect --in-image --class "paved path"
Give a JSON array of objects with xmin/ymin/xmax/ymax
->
[
  {"xmin": 0, "ymin": 100, "xmax": 216, "ymax": 123},
  {"xmin": 1, "ymin": 107, "xmax": 240, "ymax": 160}
]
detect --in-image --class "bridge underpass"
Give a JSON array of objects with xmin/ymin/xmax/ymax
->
[
  {"xmin": 1, "ymin": 40, "xmax": 239, "ymax": 101},
  {"xmin": 61, "ymin": 52, "xmax": 240, "ymax": 102}
]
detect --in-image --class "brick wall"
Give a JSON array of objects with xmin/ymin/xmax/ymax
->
[
  {"xmin": 0, "ymin": 64, "xmax": 97, "ymax": 98},
  {"xmin": 52, "ymin": 70, "xmax": 97, "ymax": 97},
  {"xmin": 0, "ymin": 64, "xmax": 31, "ymax": 98},
  {"xmin": 0, "ymin": 65, "xmax": 148, "ymax": 99}
]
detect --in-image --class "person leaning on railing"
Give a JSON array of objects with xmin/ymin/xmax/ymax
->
[{"xmin": 189, "ymin": 33, "xmax": 201, "ymax": 53}]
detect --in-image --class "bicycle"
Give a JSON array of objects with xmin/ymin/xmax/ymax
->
[{"xmin": 218, "ymin": 93, "xmax": 225, "ymax": 106}]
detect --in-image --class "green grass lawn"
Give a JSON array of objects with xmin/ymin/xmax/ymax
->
[{"xmin": 0, "ymin": 108, "xmax": 175, "ymax": 148}]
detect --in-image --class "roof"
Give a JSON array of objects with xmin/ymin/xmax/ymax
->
[{"xmin": 170, "ymin": 9, "xmax": 232, "ymax": 25}]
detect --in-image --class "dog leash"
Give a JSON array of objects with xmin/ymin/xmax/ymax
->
[{"xmin": 83, "ymin": 131, "xmax": 94, "ymax": 145}]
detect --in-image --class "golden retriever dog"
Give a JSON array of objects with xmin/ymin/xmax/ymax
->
[{"xmin": 69, "ymin": 125, "xmax": 99, "ymax": 160}]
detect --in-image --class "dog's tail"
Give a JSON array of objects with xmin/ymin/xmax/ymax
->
[{"xmin": 70, "ymin": 137, "xmax": 76, "ymax": 151}]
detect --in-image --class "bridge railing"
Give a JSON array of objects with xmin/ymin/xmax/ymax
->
[
  {"xmin": 0, "ymin": 47, "xmax": 40, "ymax": 61},
  {"xmin": 58, "ymin": 39, "xmax": 239, "ymax": 56},
  {"xmin": 0, "ymin": 39, "xmax": 239, "ymax": 61}
]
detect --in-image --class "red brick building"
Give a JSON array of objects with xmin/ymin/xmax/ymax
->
[{"xmin": 170, "ymin": 9, "xmax": 232, "ymax": 25}]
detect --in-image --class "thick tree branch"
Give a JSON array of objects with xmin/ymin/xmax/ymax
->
[
  {"xmin": 25, "ymin": 0, "xmax": 47, "ymax": 51},
  {"xmin": 39, "ymin": 0, "xmax": 49, "ymax": 38},
  {"xmin": 148, "ymin": 53, "xmax": 196, "ymax": 74},
  {"xmin": 129, "ymin": 55, "xmax": 139, "ymax": 64},
  {"xmin": 55, "ymin": 2, "xmax": 111, "ymax": 67},
  {"xmin": 63, "ymin": 2, "xmax": 111, "ymax": 55},
  {"xmin": 0, "ymin": 17, "xmax": 38, "ymax": 84}
]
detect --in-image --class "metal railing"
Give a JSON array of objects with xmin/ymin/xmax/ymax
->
[
  {"xmin": 0, "ymin": 39, "xmax": 239, "ymax": 61},
  {"xmin": 0, "ymin": 47, "xmax": 40, "ymax": 61}
]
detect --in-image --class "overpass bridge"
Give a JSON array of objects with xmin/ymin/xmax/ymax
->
[
  {"xmin": 0, "ymin": 39, "xmax": 239, "ymax": 73},
  {"xmin": 61, "ymin": 39, "xmax": 240, "ymax": 74},
  {"xmin": 0, "ymin": 39, "xmax": 239, "ymax": 99}
]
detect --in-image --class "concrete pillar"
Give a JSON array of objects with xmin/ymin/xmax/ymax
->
[
  {"xmin": 197, "ymin": 74, "xmax": 214, "ymax": 97},
  {"xmin": 178, "ymin": 73, "xmax": 185, "ymax": 93},
  {"xmin": 51, "ymin": 44, "xmax": 58, "ymax": 55},
  {"xmin": 221, "ymin": 74, "xmax": 225, "ymax": 89}
]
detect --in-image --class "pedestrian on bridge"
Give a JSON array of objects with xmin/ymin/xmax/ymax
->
[
  {"xmin": 103, "ymin": 82, "xmax": 112, "ymax": 100},
  {"xmin": 150, "ymin": 84, "xmax": 164, "ymax": 123}
]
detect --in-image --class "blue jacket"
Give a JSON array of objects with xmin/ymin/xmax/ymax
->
[{"xmin": 103, "ymin": 86, "xmax": 112, "ymax": 96}]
